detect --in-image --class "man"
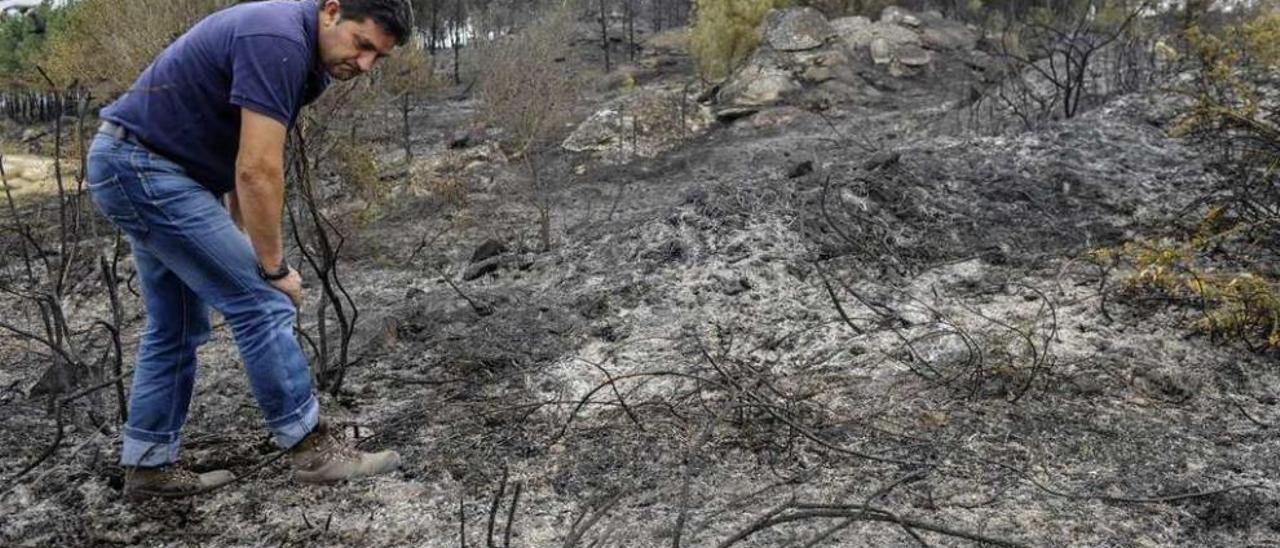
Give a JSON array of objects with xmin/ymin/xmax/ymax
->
[{"xmin": 86, "ymin": 0, "xmax": 413, "ymax": 497}]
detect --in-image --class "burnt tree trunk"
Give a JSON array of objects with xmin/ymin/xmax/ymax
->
[
  {"xmin": 1183, "ymin": 0, "xmax": 1209, "ymax": 31},
  {"xmin": 599, "ymin": 0, "xmax": 611, "ymax": 72},
  {"xmin": 452, "ymin": 0, "xmax": 463, "ymax": 85},
  {"xmin": 402, "ymin": 93, "xmax": 412, "ymax": 162},
  {"xmin": 430, "ymin": 0, "xmax": 440, "ymax": 53},
  {"xmin": 626, "ymin": 0, "xmax": 636, "ymax": 62}
]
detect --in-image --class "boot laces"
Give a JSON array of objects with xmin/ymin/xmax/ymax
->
[
  {"xmin": 313, "ymin": 427, "xmax": 361, "ymax": 465},
  {"xmin": 168, "ymin": 468, "xmax": 200, "ymax": 483}
]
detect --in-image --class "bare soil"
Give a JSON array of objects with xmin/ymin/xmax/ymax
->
[{"xmin": 2, "ymin": 27, "xmax": 1279, "ymax": 548}]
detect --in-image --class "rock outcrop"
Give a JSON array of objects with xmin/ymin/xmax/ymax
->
[
  {"xmin": 715, "ymin": 5, "xmax": 990, "ymax": 118},
  {"xmin": 762, "ymin": 7, "xmax": 835, "ymax": 52},
  {"xmin": 564, "ymin": 6, "xmax": 996, "ymax": 161},
  {"xmin": 562, "ymin": 84, "xmax": 715, "ymax": 163}
]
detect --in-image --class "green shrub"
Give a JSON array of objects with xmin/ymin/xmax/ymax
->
[
  {"xmin": 1092, "ymin": 9, "xmax": 1280, "ymax": 352},
  {"xmin": 0, "ymin": 4, "xmax": 67, "ymax": 84},
  {"xmin": 334, "ymin": 140, "xmax": 387, "ymax": 223},
  {"xmin": 1174, "ymin": 12, "xmax": 1280, "ymax": 218},
  {"xmin": 689, "ymin": 0, "xmax": 790, "ymax": 81},
  {"xmin": 1092, "ymin": 209, "xmax": 1280, "ymax": 350}
]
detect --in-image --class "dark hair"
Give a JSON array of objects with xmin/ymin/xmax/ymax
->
[{"xmin": 335, "ymin": 0, "xmax": 415, "ymax": 46}]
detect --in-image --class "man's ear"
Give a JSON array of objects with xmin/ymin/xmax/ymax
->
[{"xmin": 321, "ymin": 0, "xmax": 342, "ymax": 25}]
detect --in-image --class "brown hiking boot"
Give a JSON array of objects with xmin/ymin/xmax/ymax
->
[
  {"xmin": 289, "ymin": 421, "xmax": 401, "ymax": 484},
  {"xmin": 124, "ymin": 465, "xmax": 236, "ymax": 499}
]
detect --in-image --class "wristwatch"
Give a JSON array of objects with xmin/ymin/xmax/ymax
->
[{"xmin": 258, "ymin": 260, "xmax": 291, "ymax": 281}]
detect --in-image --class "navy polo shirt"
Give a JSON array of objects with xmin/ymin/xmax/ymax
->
[{"xmin": 101, "ymin": 0, "xmax": 330, "ymax": 194}]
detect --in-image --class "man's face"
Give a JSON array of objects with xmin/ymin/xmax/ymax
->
[{"xmin": 317, "ymin": 0, "xmax": 397, "ymax": 81}]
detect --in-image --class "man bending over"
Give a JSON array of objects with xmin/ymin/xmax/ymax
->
[{"xmin": 86, "ymin": 0, "xmax": 413, "ymax": 497}]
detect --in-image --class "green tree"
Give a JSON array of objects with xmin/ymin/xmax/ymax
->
[{"xmin": 0, "ymin": 4, "xmax": 67, "ymax": 84}]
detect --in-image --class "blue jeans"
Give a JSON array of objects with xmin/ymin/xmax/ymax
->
[{"xmin": 86, "ymin": 128, "xmax": 318, "ymax": 467}]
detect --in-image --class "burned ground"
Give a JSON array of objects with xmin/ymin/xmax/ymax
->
[{"xmin": 3, "ymin": 14, "xmax": 1280, "ymax": 548}]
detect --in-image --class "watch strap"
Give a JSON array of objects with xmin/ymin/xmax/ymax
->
[{"xmin": 258, "ymin": 261, "xmax": 291, "ymax": 281}]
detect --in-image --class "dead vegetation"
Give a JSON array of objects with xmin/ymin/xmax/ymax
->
[
  {"xmin": 477, "ymin": 5, "xmax": 580, "ymax": 251},
  {"xmin": 3, "ymin": 1, "xmax": 1280, "ymax": 547}
]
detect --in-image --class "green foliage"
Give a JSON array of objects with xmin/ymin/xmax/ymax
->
[
  {"xmin": 1173, "ymin": 13, "xmax": 1280, "ymax": 213},
  {"xmin": 335, "ymin": 140, "xmax": 388, "ymax": 223},
  {"xmin": 1099, "ymin": 10, "xmax": 1280, "ymax": 352},
  {"xmin": 0, "ymin": 4, "xmax": 67, "ymax": 84},
  {"xmin": 689, "ymin": 0, "xmax": 790, "ymax": 81},
  {"xmin": 1182, "ymin": 10, "xmax": 1280, "ymax": 78},
  {"xmin": 1242, "ymin": 12, "xmax": 1280, "ymax": 67},
  {"xmin": 1093, "ymin": 210, "xmax": 1280, "ymax": 350}
]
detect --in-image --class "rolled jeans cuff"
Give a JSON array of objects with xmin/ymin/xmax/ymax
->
[
  {"xmin": 267, "ymin": 395, "xmax": 319, "ymax": 449},
  {"xmin": 121, "ymin": 428, "xmax": 181, "ymax": 467}
]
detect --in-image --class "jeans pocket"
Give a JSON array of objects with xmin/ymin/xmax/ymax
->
[
  {"xmin": 140, "ymin": 166, "xmax": 205, "ymax": 202},
  {"xmin": 88, "ymin": 174, "xmax": 149, "ymax": 238}
]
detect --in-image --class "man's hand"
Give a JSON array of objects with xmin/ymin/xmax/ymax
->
[{"xmin": 270, "ymin": 267, "xmax": 304, "ymax": 308}]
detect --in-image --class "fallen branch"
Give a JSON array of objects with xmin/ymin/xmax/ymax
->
[
  {"xmin": 0, "ymin": 369, "xmax": 132, "ymax": 496},
  {"xmin": 717, "ymin": 500, "xmax": 1033, "ymax": 548}
]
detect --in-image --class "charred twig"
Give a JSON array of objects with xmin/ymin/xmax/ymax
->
[
  {"xmin": 955, "ymin": 283, "xmax": 1059, "ymax": 402},
  {"xmin": 503, "ymin": 481, "xmax": 522, "ymax": 548},
  {"xmin": 812, "ymin": 109, "xmax": 877, "ymax": 153},
  {"xmin": 818, "ymin": 175, "xmax": 898, "ymax": 271},
  {"xmin": 459, "ymin": 491, "xmax": 469, "ymax": 548},
  {"xmin": 98, "ymin": 252, "xmax": 127, "ymax": 422},
  {"xmin": 718, "ymin": 500, "xmax": 1032, "ymax": 548},
  {"xmin": 408, "ymin": 223, "xmax": 453, "ymax": 264},
  {"xmin": 817, "ymin": 263, "xmax": 863, "ymax": 335},
  {"xmin": 0, "ymin": 368, "xmax": 133, "ymax": 496},
  {"xmin": 987, "ymin": 458, "xmax": 1265, "ymax": 505},
  {"xmin": 817, "ymin": 270, "xmax": 938, "ymax": 382},
  {"xmin": 578, "ymin": 357, "xmax": 645, "ymax": 433},
  {"xmin": 1233, "ymin": 399, "xmax": 1272, "ymax": 428},
  {"xmin": 288, "ymin": 123, "xmax": 360, "ymax": 396},
  {"xmin": 0, "ymin": 395, "xmax": 65, "ymax": 496},
  {"xmin": 0, "ymin": 150, "xmax": 36, "ymax": 282},
  {"xmin": 562, "ymin": 490, "xmax": 625, "ymax": 548},
  {"xmin": 432, "ymin": 262, "xmax": 492, "ymax": 317},
  {"xmin": 672, "ymin": 410, "xmax": 726, "ymax": 548},
  {"xmin": 697, "ymin": 343, "xmax": 915, "ymax": 466},
  {"xmin": 686, "ymin": 467, "xmax": 823, "ymax": 540},
  {"xmin": 487, "ymin": 466, "xmax": 509, "ymax": 548},
  {"xmin": 552, "ymin": 370, "xmax": 726, "ymax": 444}
]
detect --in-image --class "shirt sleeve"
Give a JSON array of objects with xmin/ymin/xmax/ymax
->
[{"xmin": 229, "ymin": 35, "xmax": 310, "ymax": 126}]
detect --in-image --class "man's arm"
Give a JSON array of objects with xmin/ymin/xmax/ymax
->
[
  {"xmin": 227, "ymin": 189, "xmax": 245, "ymax": 229},
  {"xmin": 236, "ymin": 107, "xmax": 302, "ymax": 305}
]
